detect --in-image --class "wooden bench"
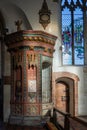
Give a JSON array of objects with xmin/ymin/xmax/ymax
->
[{"xmin": 46, "ymin": 122, "xmax": 58, "ymax": 130}]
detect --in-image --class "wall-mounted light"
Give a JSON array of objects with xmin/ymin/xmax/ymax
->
[{"xmin": 38, "ymin": 0, "xmax": 51, "ymax": 29}]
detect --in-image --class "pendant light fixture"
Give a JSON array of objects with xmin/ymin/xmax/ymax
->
[{"xmin": 38, "ymin": 0, "xmax": 51, "ymax": 29}]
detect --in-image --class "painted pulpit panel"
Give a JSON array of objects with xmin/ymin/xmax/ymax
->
[
  {"xmin": 28, "ymin": 80, "xmax": 36, "ymax": 92},
  {"xmin": 42, "ymin": 61, "xmax": 52, "ymax": 103},
  {"xmin": 27, "ymin": 54, "xmax": 37, "ymax": 104},
  {"xmin": 5, "ymin": 30, "xmax": 57, "ymax": 123}
]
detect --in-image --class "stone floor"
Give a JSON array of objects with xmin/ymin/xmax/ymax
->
[
  {"xmin": 77, "ymin": 116, "xmax": 87, "ymax": 123},
  {"xmin": 56, "ymin": 116, "xmax": 87, "ymax": 130},
  {"xmin": 69, "ymin": 116, "xmax": 87, "ymax": 130},
  {"xmin": 0, "ymin": 116, "xmax": 87, "ymax": 130}
]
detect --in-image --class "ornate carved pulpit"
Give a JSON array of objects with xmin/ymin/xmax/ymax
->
[{"xmin": 5, "ymin": 30, "xmax": 57, "ymax": 125}]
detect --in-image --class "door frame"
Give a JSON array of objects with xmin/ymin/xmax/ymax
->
[{"xmin": 53, "ymin": 72, "xmax": 79, "ymax": 116}]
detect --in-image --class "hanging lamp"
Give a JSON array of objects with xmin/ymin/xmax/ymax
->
[{"xmin": 38, "ymin": 0, "xmax": 51, "ymax": 29}]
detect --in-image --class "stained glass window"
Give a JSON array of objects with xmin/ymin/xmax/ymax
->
[
  {"xmin": 61, "ymin": 0, "xmax": 86, "ymax": 65},
  {"xmin": 62, "ymin": 7, "xmax": 72, "ymax": 65}
]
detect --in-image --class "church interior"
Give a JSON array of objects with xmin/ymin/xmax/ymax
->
[{"xmin": 0, "ymin": 0, "xmax": 87, "ymax": 130}]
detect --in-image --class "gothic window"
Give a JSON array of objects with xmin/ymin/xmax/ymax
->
[{"xmin": 61, "ymin": 0, "xmax": 87, "ymax": 65}]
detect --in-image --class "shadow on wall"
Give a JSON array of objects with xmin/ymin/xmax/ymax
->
[{"xmin": 0, "ymin": 2, "xmax": 32, "ymax": 32}]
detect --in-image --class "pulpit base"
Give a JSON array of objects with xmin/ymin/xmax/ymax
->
[{"xmin": 8, "ymin": 115, "xmax": 50, "ymax": 126}]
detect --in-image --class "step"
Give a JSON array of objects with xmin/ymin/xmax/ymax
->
[{"xmin": 8, "ymin": 115, "xmax": 50, "ymax": 126}]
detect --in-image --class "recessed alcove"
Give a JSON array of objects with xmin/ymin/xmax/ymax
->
[{"xmin": 42, "ymin": 61, "xmax": 52, "ymax": 103}]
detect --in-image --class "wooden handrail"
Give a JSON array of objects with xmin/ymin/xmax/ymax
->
[
  {"xmin": 53, "ymin": 108, "xmax": 71, "ymax": 130},
  {"xmin": 72, "ymin": 117, "xmax": 87, "ymax": 126},
  {"xmin": 54, "ymin": 108, "xmax": 70, "ymax": 117},
  {"xmin": 52, "ymin": 108, "xmax": 87, "ymax": 130}
]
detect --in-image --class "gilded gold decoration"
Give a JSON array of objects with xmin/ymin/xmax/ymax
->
[
  {"xmin": 44, "ymin": 48, "xmax": 48, "ymax": 52},
  {"xmin": 38, "ymin": 37, "xmax": 43, "ymax": 41},
  {"xmin": 29, "ymin": 37, "xmax": 32, "ymax": 40},
  {"xmin": 5, "ymin": 33, "xmax": 56, "ymax": 46},
  {"xmin": 24, "ymin": 36, "xmax": 27, "ymax": 40},
  {"xmin": 30, "ymin": 46, "xmax": 34, "ymax": 50},
  {"xmin": 34, "ymin": 37, "xmax": 38, "ymax": 41},
  {"xmin": 27, "ymin": 53, "xmax": 37, "ymax": 67}
]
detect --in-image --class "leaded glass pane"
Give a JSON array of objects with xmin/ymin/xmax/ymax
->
[
  {"xmin": 74, "ymin": 8, "xmax": 84, "ymax": 65},
  {"xmin": 61, "ymin": 0, "xmax": 65, "ymax": 6},
  {"xmin": 61, "ymin": 0, "xmax": 85, "ymax": 65},
  {"xmin": 62, "ymin": 7, "xmax": 72, "ymax": 65}
]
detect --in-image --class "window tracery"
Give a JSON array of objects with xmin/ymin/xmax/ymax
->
[{"xmin": 61, "ymin": 0, "xmax": 87, "ymax": 65}]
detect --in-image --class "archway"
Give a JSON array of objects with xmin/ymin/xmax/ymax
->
[
  {"xmin": 56, "ymin": 78, "xmax": 74, "ymax": 116},
  {"xmin": 53, "ymin": 72, "xmax": 79, "ymax": 116}
]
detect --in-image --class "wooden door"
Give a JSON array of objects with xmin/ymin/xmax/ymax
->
[{"xmin": 56, "ymin": 83, "xmax": 69, "ymax": 113}]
